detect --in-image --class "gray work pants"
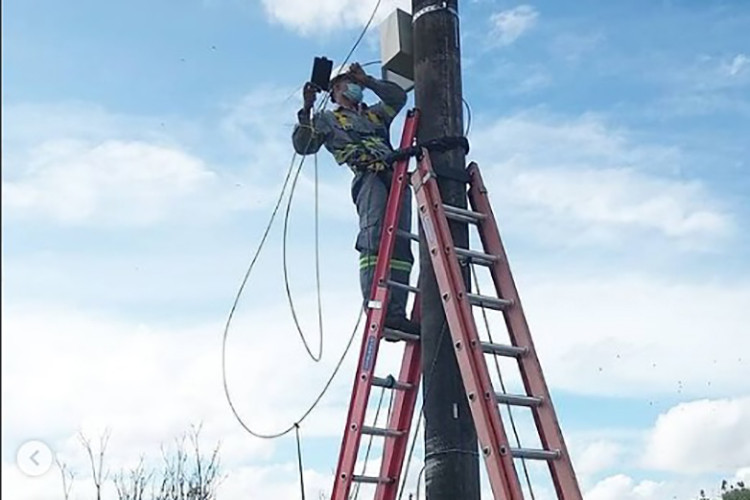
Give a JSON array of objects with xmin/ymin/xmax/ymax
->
[{"xmin": 352, "ymin": 170, "xmax": 414, "ymax": 320}]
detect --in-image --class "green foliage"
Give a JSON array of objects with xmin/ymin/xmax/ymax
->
[
  {"xmin": 699, "ymin": 480, "xmax": 749, "ymax": 500},
  {"xmin": 723, "ymin": 484, "xmax": 750, "ymax": 500}
]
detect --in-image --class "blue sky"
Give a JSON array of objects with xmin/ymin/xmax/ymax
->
[{"xmin": 2, "ymin": 1, "xmax": 749, "ymax": 499}]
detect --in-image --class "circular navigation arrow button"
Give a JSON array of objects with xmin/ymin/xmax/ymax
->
[{"xmin": 17, "ymin": 440, "xmax": 54, "ymax": 477}]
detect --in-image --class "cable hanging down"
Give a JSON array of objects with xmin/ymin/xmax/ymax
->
[
  {"xmin": 282, "ymin": 150, "xmax": 324, "ymax": 362},
  {"xmin": 278, "ymin": 0, "xmax": 385, "ymax": 362},
  {"xmin": 221, "ymin": 0, "xmax": 383, "ymax": 440}
]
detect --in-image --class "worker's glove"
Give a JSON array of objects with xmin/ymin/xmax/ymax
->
[
  {"xmin": 348, "ymin": 62, "xmax": 368, "ymax": 85},
  {"xmin": 303, "ymin": 82, "xmax": 317, "ymax": 111}
]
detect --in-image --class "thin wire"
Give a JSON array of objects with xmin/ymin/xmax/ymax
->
[
  {"xmin": 415, "ymin": 464, "xmax": 426, "ymax": 500},
  {"xmin": 352, "ymin": 386, "xmax": 389, "ymax": 500},
  {"xmin": 397, "ymin": 321, "xmax": 450, "ymax": 500},
  {"xmin": 386, "ymin": 382, "xmax": 395, "ymax": 422},
  {"xmin": 470, "ymin": 264, "xmax": 536, "ymax": 500},
  {"xmin": 222, "ymin": 306, "xmax": 364, "ymax": 439},
  {"xmin": 221, "ymin": 0, "xmax": 384, "ymax": 447},
  {"xmin": 278, "ymin": 0, "xmax": 383, "ymax": 361},
  {"xmin": 295, "ymin": 424, "xmax": 307, "ymax": 500},
  {"xmin": 282, "ymin": 151, "xmax": 323, "ymax": 361},
  {"xmin": 462, "ymin": 97, "xmax": 472, "ymax": 137},
  {"xmin": 314, "ymin": 152, "xmax": 324, "ymax": 352},
  {"xmin": 397, "ymin": 409, "xmax": 423, "ymax": 500},
  {"xmin": 336, "ymin": 1, "xmax": 382, "ymax": 78}
]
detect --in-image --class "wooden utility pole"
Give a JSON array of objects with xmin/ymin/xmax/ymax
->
[{"xmin": 412, "ymin": 1, "xmax": 481, "ymax": 499}]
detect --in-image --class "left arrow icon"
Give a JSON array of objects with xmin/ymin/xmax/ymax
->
[{"xmin": 17, "ymin": 441, "xmax": 53, "ymax": 477}]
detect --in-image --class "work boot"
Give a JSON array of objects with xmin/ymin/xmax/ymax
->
[{"xmin": 384, "ymin": 315, "xmax": 421, "ymax": 341}]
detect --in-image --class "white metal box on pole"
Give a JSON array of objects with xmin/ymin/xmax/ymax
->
[{"xmin": 379, "ymin": 8, "xmax": 414, "ymax": 92}]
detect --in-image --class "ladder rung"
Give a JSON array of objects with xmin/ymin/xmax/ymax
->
[
  {"xmin": 397, "ymin": 230, "xmax": 419, "ymax": 242},
  {"xmin": 352, "ymin": 475, "xmax": 394, "ymax": 485},
  {"xmin": 455, "ymin": 247, "xmax": 498, "ymax": 265},
  {"xmin": 361, "ymin": 426, "xmax": 405, "ymax": 438},
  {"xmin": 386, "ymin": 280, "xmax": 420, "ymax": 294},
  {"xmin": 511, "ymin": 448, "xmax": 561, "ymax": 461},
  {"xmin": 467, "ymin": 293, "xmax": 512, "ymax": 310},
  {"xmin": 383, "ymin": 328, "xmax": 420, "ymax": 343},
  {"xmin": 495, "ymin": 393, "xmax": 543, "ymax": 407},
  {"xmin": 443, "ymin": 204, "xmax": 486, "ymax": 224},
  {"xmin": 481, "ymin": 341, "xmax": 528, "ymax": 358},
  {"xmin": 372, "ymin": 375, "xmax": 413, "ymax": 391}
]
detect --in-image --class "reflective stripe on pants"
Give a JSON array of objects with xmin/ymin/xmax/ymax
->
[{"xmin": 352, "ymin": 170, "xmax": 414, "ymax": 318}]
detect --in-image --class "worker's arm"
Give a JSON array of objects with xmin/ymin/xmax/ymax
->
[
  {"xmin": 349, "ymin": 63, "xmax": 407, "ymax": 125},
  {"xmin": 292, "ymin": 82, "xmax": 332, "ymax": 155},
  {"xmin": 292, "ymin": 109, "xmax": 331, "ymax": 155},
  {"xmin": 363, "ymin": 75, "xmax": 407, "ymax": 125}
]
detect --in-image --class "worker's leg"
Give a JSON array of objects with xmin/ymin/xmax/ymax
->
[
  {"xmin": 353, "ymin": 172, "xmax": 418, "ymax": 336},
  {"xmin": 387, "ymin": 182, "xmax": 415, "ymax": 319},
  {"xmin": 354, "ymin": 171, "xmax": 388, "ymax": 305}
]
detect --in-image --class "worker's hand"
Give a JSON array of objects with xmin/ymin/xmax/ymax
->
[
  {"xmin": 303, "ymin": 82, "xmax": 317, "ymax": 111},
  {"xmin": 348, "ymin": 62, "xmax": 368, "ymax": 84}
]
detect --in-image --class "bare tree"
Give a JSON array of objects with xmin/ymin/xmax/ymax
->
[
  {"xmin": 56, "ymin": 457, "xmax": 75, "ymax": 500},
  {"xmin": 79, "ymin": 428, "xmax": 111, "ymax": 500},
  {"xmin": 154, "ymin": 424, "xmax": 223, "ymax": 500},
  {"xmin": 187, "ymin": 423, "xmax": 221, "ymax": 500},
  {"xmin": 64, "ymin": 424, "xmax": 221, "ymax": 500},
  {"xmin": 114, "ymin": 456, "xmax": 152, "ymax": 500}
]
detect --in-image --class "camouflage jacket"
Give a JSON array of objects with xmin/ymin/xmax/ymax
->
[{"xmin": 291, "ymin": 76, "xmax": 407, "ymax": 173}]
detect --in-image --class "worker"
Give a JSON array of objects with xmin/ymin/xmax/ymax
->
[{"xmin": 291, "ymin": 62, "xmax": 419, "ymax": 337}]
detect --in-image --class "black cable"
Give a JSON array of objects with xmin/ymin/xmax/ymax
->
[
  {"xmin": 282, "ymin": 150, "xmax": 323, "ymax": 362},
  {"xmin": 336, "ymin": 0, "xmax": 382, "ymax": 80},
  {"xmin": 397, "ymin": 408, "xmax": 423, "ymax": 500},
  {"xmin": 415, "ymin": 464, "xmax": 426, "ymax": 500},
  {"xmin": 397, "ymin": 321, "xmax": 451, "ymax": 500},
  {"xmin": 313, "ymin": 152, "xmax": 324, "ymax": 351},
  {"xmin": 352, "ymin": 386, "xmax": 389, "ymax": 500},
  {"xmin": 278, "ymin": 0, "xmax": 384, "ymax": 361},
  {"xmin": 462, "ymin": 97, "xmax": 472, "ymax": 138},
  {"xmin": 295, "ymin": 424, "xmax": 307, "ymax": 500},
  {"xmin": 221, "ymin": 93, "xmax": 355, "ymax": 438},
  {"xmin": 221, "ymin": 0, "xmax": 383, "ymax": 442},
  {"xmin": 222, "ymin": 306, "xmax": 363, "ymax": 440}
]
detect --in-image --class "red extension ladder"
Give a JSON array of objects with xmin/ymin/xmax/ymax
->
[{"xmin": 330, "ymin": 109, "xmax": 582, "ymax": 500}]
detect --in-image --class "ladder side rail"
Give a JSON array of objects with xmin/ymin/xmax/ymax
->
[
  {"xmin": 466, "ymin": 162, "xmax": 583, "ymax": 500},
  {"xmin": 331, "ymin": 109, "xmax": 422, "ymax": 500},
  {"xmin": 412, "ymin": 152, "xmax": 525, "ymax": 500}
]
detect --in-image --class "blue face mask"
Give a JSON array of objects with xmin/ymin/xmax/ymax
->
[{"xmin": 342, "ymin": 82, "xmax": 363, "ymax": 103}]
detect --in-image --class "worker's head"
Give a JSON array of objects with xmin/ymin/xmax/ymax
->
[{"xmin": 329, "ymin": 73, "xmax": 363, "ymax": 106}]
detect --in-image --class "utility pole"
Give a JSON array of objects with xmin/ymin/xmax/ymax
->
[{"xmin": 412, "ymin": 1, "xmax": 481, "ymax": 499}]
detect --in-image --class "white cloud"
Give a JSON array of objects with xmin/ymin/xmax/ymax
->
[
  {"xmin": 1, "ymin": 89, "xmax": 355, "ymax": 226},
  {"xmin": 259, "ymin": 0, "xmax": 410, "ymax": 36},
  {"xmin": 510, "ymin": 167, "xmax": 730, "ymax": 239},
  {"xmin": 520, "ymin": 275, "xmax": 750, "ymax": 397},
  {"xmin": 2, "ymin": 139, "xmax": 218, "ymax": 225},
  {"xmin": 469, "ymin": 112, "xmax": 734, "ymax": 246},
  {"xmin": 574, "ymin": 440, "xmax": 623, "ymax": 482},
  {"xmin": 0, "ymin": 299, "xmax": 365, "ymax": 467},
  {"xmin": 0, "ymin": 291, "xmax": 418, "ymax": 500},
  {"xmin": 584, "ymin": 474, "xmax": 666, "ymax": 500},
  {"xmin": 490, "ymin": 5, "xmax": 539, "ymax": 46},
  {"xmin": 669, "ymin": 53, "xmax": 750, "ymax": 92},
  {"xmin": 550, "ymin": 32, "xmax": 604, "ymax": 63},
  {"xmin": 724, "ymin": 53, "xmax": 749, "ymax": 78},
  {"xmin": 644, "ymin": 397, "xmax": 750, "ymax": 474}
]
